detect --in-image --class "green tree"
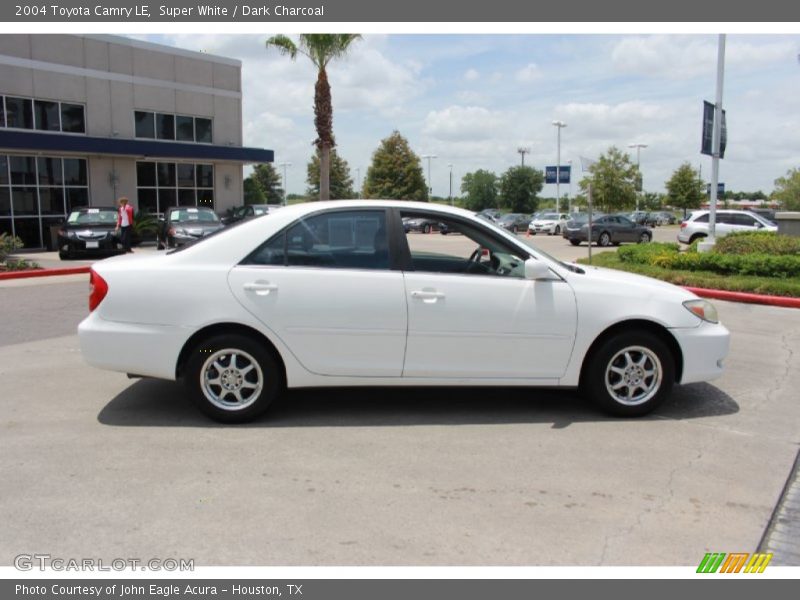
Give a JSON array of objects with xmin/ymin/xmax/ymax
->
[
  {"xmin": 641, "ymin": 192, "xmax": 664, "ymax": 211},
  {"xmin": 498, "ymin": 165, "xmax": 543, "ymax": 213},
  {"xmin": 579, "ymin": 146, "xmax": 638, "ymax": 212},
  {"xmin": 266, "ymin": 34, "xmax": 361, "ymax": 201},
  {"xmin": 362, "ymin": 131, "xmax": 428, "ymax": 201},
  {"xmin": 306, "ymin": 148, "xmax": 355, "ymax": 199},
  {"xmin": 665, "ymin": 162, "xmax": 705, "ymax": 218},
  {"xmin": 248, "ymin": 164, "xmax": 284, "ymax": 204},
  {"xmin": 460, "ymin": 169, "xmax": 499, "ymax": 211},
  {"xmin": 243, "ymin": 178, "xmax": 267, "ymax": 205},
  {"xmin": 773, "ymin": 167, "xmax": 800, "ymax": 210}
]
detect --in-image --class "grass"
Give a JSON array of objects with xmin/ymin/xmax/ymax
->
[{"xmin": 578, "ymin": 251, "xmax": 800, "ymax": 298}]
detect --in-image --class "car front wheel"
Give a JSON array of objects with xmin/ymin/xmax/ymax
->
[
  {"xmin": 598, "ymin": 232, "xmax": 612, "ymax": 247},
  {"xmin": 184, "ymin": 334, "xmax": 282, "ymax": 423},
  {"xmin": 639, "ymin": 232, "xmax": 652, "ymax": 244},
  {"xmin": 569, "ymin": 240, "xmax": 581, "ymax": 246},
  {"xmin": 582, "ymin": 330, "xmax": 675, "ymax": 417}
]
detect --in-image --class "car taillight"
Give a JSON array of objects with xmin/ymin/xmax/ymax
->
[
  {"xmin": 88, "ymin": 270, "xmax": 108, "ymax": 312},
  {"xmin": 680, "ymin": 222, "xmax": 687, "ymax": 229}
]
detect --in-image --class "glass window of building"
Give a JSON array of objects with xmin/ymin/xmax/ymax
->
[
  {"xmin": 156, "ymin": 113, "xmax": 175, "ymax": 140},
  {"xmin": 60, "ymin": 103, "xmax": 85, "ymax": 133},
  {"xmin": 135, "ymin": 111, "xmax": 155, "ymax": 138},
  {"xmin": 137, "ymin": 160, "xmax": 214, "ymax": 213},
  {"xmin": 6, "ymin": 97, "xmax": 34, "ymax": 129},
  {"xmin": 195, "ymin": 118, "xmax": 212, "ymax": 143},
  {"xmin": 176, "ymin": 115, "xmax": 194, "ymax": 142},
  {"xmin": 34, "ymin": 100, "xmax": 60, "ymax": 131}
]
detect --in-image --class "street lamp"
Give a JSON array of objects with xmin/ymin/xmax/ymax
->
[
  {"xmin": 517, "ymin": 146, "xmax": 531, "ymax": 166},
  {"xmin": 552, "ymin": 120, "xmax": 567, "ymax": 213},
  {"xmin": 421, "ymin": 154, "xmax": 437, "ymax": 198},
  {"xmin": 628, "ymin": 143, "xmax": 648, "ymax": 212},
  {"xmin": 278, "ymin": 161, "xmax": 292, "ymax": 206},
  {"xmin": 447, "ymin": 163, "xmax": 454, "ymax": 205}
]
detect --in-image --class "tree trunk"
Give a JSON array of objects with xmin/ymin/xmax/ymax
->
[{"xmin": 319, "ymin": 145, "xmax": 331, "ymax": 201}]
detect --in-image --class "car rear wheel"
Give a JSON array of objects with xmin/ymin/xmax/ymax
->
[
  {"xmin": 185, "ymin": 334, "xmax": 282, "ymax": 423},
  {"xmin": 569, "ymin": 240, "xmax": 581, "ymax": 246},
  {"xmin": 639, "ymin": 232, "xmax": 652, "ymax": 244},
  {"xmin": 582, "ymin": 330, "xmax": 674, "ymax": 417},
  {"xmin": 598, "ymin": 232, "xmax": 612, "ymax": 247},
  {"xmin": 554, "ymin": 225, "xmax": 561, "ymax": 234},
  {"xmin": 688, "ymin": 234, "xmax": 706, "ymax": 244},
  {"xmin": 423, "ymin": 224, "xmax": 431, "ymax": 234}
]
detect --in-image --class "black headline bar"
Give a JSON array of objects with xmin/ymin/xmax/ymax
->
[{"xmin": 1, "ymin": 0, "xmax": 799, "ymax": 22}]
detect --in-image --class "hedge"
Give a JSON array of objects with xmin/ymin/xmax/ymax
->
[{"xmin": 617, "ymin": 241, "xmax": 800, "ymax": 278}]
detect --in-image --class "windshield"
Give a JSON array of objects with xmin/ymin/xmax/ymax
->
[
  {"xmin": 541, "ymin": 213, "xmax": 559, "ymax": 220},
  {"xmin": 169, "ymin": 208, "xmax": 219, "ymax": 223},
  {"xmin": 67, "ymin": 209, "xmax": 117, "ymax": 225},
  {"xmin": 499, "ymin": 214, "xmax": 518, "ymax": 222}
]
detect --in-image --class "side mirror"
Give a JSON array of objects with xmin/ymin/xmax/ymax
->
[{"xmin": 524, "ymin": 258, "xmax": 551, "ymax": 280}]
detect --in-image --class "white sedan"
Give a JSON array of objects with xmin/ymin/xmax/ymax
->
[
  {"xmin": 79, "ymin": 200, "xmax": 729, "ymax": 422},
  {"xmin": 528, "ymin": 212, "xmax": 568, "ymax": 235}
]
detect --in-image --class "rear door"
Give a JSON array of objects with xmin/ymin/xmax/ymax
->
[{"xmin": 228, "ymin": 208, "xmax": 408, "ymax": 377}]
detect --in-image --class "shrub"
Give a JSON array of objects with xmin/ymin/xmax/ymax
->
[
  {"xmin": 714, "ymin": 231, "xmax": 800, "ymax": 256},
  {"xmin": 4, "ymin": 258, "xmax": 40, "ymax": 271},
  {"xmin": 0, "ymin": 232, "xmax": 23, "ymax": 264}
]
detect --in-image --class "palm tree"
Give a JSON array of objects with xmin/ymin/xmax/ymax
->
[{"xmin": 266, "ymin": 34, "xmax": 361, "ymax": 201}]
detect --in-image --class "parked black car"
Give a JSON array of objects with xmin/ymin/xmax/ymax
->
[
  {"xmin": 157, "ymin": 206, "xmax": 225, "ymax": 249},
  {"xmin": 564, "ymin": 214, "xmax": 652, "ymax": 247},
  {"xmin": 496, "ymin": 213, "xmax": 532, "ymax": 233},
  {"xmin": 57, "ymin": 207, "xmax": 123, "ymax": 260},
  {"xmin": 628, "ymin": 211, "xmax": 659, "ymax": 227},
  {"xmin": 221, "ymin": 204, "xmax": 281, "ymax": 226},
  {"xmin": 403, "ymin": 216, "xmax": 442, "ymax": 234},
  {"xmin": 476, "ymin": 208, "xmax": 502, "ymax": 222}
]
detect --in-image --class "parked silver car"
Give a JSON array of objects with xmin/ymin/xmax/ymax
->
[{"xmin": 677, "ymin": 210, "xmax": 777, "ymax": 244}]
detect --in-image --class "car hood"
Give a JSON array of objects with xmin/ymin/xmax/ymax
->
[
  {"xmin": 533, "ymin": 219, "xmax": 558, "ymax": 225},
  {"xmin": 569, "ymin": 263, "xmax": 697, "ymax": 301},
  {"xmin": 172, "ymin": 222, "xmax": 223, "ymax": 231}
]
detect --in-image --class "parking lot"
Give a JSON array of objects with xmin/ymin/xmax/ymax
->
[{"xmin": 1, "ymin": 228, "xmax": 799, "ymax": 566}]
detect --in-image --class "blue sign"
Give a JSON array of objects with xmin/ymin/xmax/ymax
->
[
  {"xmin": 545, "ymin": 165, "xmax": 571, "ymax": 184},
  {"xmin": 706, "ymin": 182, "xmax": 725, "ymax": 196}
]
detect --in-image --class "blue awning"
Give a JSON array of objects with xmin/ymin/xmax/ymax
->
[{"xmin": 0, "ymin": 130, "xmax": 273, "ymax": 163}]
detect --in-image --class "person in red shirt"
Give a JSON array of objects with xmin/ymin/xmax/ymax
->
[{"xmin": 115, "ymin": 196, "xmax": 135, "ymax": 253}]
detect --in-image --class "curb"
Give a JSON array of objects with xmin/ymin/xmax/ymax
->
[
  {"xmin": 0, "ymin": 266, "xmax": 90, "ymax": 281},
  {"xmin": 684, "ymin": 286, "xmax": 800, "ymax": 309}
]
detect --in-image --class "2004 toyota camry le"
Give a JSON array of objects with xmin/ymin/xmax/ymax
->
[{"xmin": 78, "ymin": 200, "xmax": 730, "ymax": 422}]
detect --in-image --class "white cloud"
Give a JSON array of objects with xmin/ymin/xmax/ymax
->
[
  {"xmin": 516, "ymin": 63, "xmax": 543, "ymax": 83},
  {"xmin": 423, "ymin": 106, "xmax": 510, "ymax": 142},
  {"xmin": 464, "ymin": 68, "xmax": 480, "ymax": 81}
]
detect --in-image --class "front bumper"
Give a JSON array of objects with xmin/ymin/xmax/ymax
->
[
  {"xmin": 59, "ymin": 235, "xmax": 123, "ymax": 255},
  {"xmin": 670, "ymin": 320, "xmax": 730, "ymax": 384}
]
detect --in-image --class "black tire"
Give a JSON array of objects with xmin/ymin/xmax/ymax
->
[
  {"xmin": 184, "ymin": 334, "xmax": 282, "ymax": 423},
  {"xmin": 688, "ymin": 234, "xmax": 706, "ymax": 244},
  {"xmin": 582, "ymin": 330, "xmax": 675, "ymax": 417},
  {"xmin": 569, "ymin": 239, "xmax": 581, "ymax": 246},
  {"xmin": 59, "ymin": 250, "xmax": 72, "ymax": 260},
  {"xmin": 598, "ymin": 231, "xmax": 612, "ymax": 247},
  {"xmin": 422, "ymin": 224, "xmax": 431, "ymax": 234},
  {"xmin": 639, "ymin": 232, "xmax": 652, "ymax": 244},
  {"xmin": 554, "ymin": 225, "xmax": 561, "ymax": 234}
]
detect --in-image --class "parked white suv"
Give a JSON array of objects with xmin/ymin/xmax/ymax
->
[
  {"xmin": 677, "ymin": 210, "xmax": 777, "ymax": 244},
  {"xmin": 528, "ymin": 212, "xmax": 568, "ymax": 235}
]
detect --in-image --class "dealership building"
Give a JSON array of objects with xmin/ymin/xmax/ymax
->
[{"xmin": 0, "ymin": 34, "xmax": 273, "ymax": 248}]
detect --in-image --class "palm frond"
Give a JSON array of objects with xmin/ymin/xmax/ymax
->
[{"xmin": 265, "ymin": 35, "xmax": 299, "ymax": 60}]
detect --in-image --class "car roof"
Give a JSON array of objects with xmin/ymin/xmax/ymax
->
[{"xmin": 73, "ymin": 206, "xmax": 117, "ymax": 212}]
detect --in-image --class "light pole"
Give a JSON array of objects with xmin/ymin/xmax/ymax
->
[
  {"xmin": 703, "ymin": 33, "xmax": 726, "ymax": 253},
  {"xmin": 421, "ymin": 154, "xmax": 437, "ymax": 198},
  {"xmin": 448, "ymin": 163, "xmax": 453, "ymax": 205},
  {"xmin": 517, "ymin": 146, "xmax": 531, "ymax": 166},
  {"xmin": 279, "ymin": 161, "xmax": 291, "ymax": 206},
  {"xmin": 552, "ymin": 120, "xmax": 567, "ymax": 213},
  {"xmin": 566, "ymin": 159, "xmax": 573, "ymax": 214},
  {"xmin": 628, "ymin": 143, "xmax": 648, "ymax": 212}
]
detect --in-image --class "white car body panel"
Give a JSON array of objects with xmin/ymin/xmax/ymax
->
[{"xmin": 78, "ymin": 200, "xmax": 729, "ymax": 395}]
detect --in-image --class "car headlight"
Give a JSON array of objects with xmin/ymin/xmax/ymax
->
[{"xmin": 683, "ymin": 299, "xmax": 719, "ymax": 324}]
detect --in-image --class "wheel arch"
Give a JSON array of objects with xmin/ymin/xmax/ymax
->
[
  {"xmin": 175, "ymin": 322, "xmax": 287, "ymax": 386},
  {"xmin": 579, "ymin": 319, "xmax": 683, "ymax": 387}
]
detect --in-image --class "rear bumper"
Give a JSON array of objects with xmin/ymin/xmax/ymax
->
[
  {"xmin": 78, "ymin": 312, "xmax": 190, "ymax": 381},
  {"xmin": 670, "ymin": 321, "xmax": 730, "ymax": 384}
]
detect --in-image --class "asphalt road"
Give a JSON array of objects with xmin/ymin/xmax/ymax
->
[{"xmin": 1, "ymin": 231, "xmax": 799, "ymax": 566}]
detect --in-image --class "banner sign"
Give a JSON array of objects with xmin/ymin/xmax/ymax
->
[
  {"xmin": 706, "ymin": 182, "xmax": 725, "ymax": 196},
  {"xmin": 701, "ymin": 101, "xmax": 727, "ymax": 158},
  {"xmin": 545, "ymin": 166, "xmax": 571, "ymax": 184}
]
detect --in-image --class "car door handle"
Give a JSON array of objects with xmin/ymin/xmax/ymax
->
[
  {"xmin": 243, "ymin": 281, "xmax": 279, "ymax": 296},
  {"xmin": 410, "ymin": 290, "xmax": 445, "ymax": 303}
]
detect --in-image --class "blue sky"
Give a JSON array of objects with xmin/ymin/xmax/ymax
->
[{"xmin": 140, "ymin": 34, "xmax": 800, "ymax": 198}]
